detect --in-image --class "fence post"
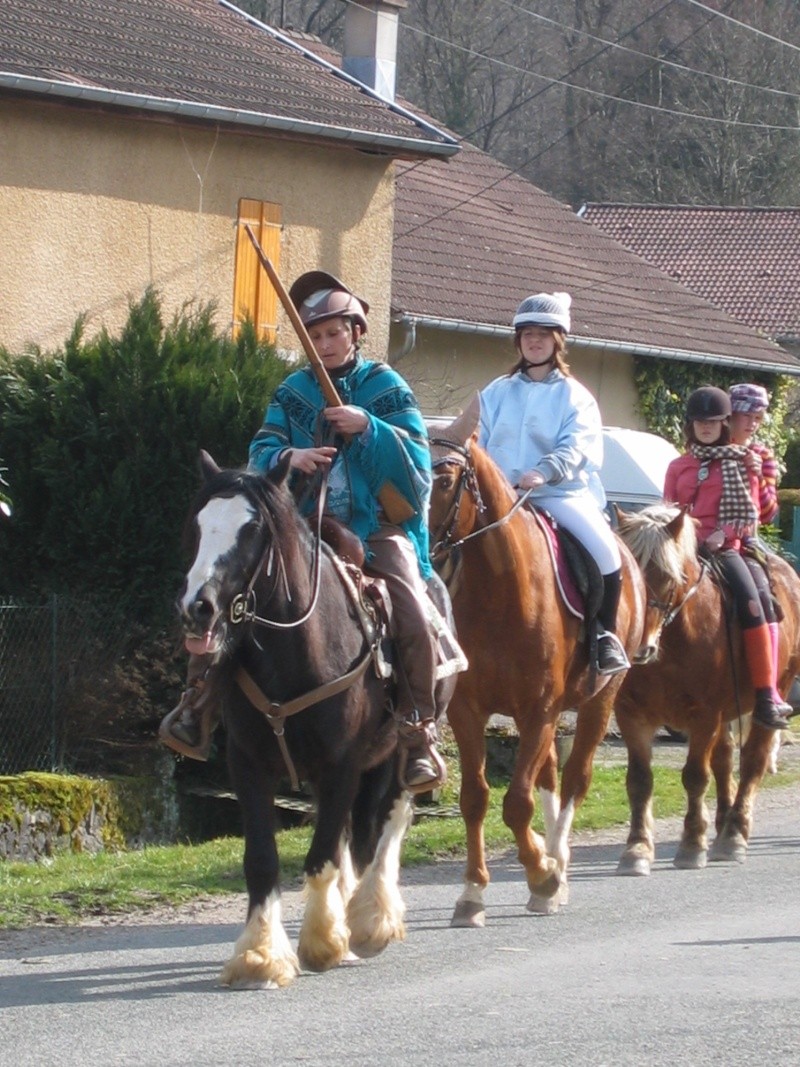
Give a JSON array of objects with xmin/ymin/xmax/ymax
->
[{"xmin": 50, "ymin": 593, "xmax": 58, "ymax": 770}]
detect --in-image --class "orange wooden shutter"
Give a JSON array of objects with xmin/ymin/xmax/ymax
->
[{"xmin": 233, "ymin": 199, "xmax": 282, "ymax": 341}]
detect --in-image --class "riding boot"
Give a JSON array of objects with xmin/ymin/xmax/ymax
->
[
  {"xmin": 767, "ymin": 623, "xmax": 793, "ymax": 716},
  {"xmin": 396, "ymin": 713, "xmax": 448, "ymax": 796},
  {"xmin": 596, "ymin": 569, "xmax": 631, "ymax": 676},
  {"xmin": 743, "ymin": 625, "xmax": 790, "ymax": 731},
  {"xmin": 159, "ymin": 654, "xmax": 221, "ymax": 760}
]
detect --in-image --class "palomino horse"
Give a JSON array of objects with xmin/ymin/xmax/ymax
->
[
  {"xmin": 428, "ymin": 404, "xmax": 645, "ymax": 926},
  {"xmin": 615, "ymin": 504, "xmax": 800, "ymax": 873},
  {"xmin": 177, "ymin": 452, "xmax": 452, "ymax": 988}
]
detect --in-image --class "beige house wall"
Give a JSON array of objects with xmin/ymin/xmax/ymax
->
[
  {"xmin": 391, "ymin": 326, "xmax": 645, "ymax": 429},
  {"xmin": 0, "ymin": 99, "xmax": 395, "ymax": 356}
]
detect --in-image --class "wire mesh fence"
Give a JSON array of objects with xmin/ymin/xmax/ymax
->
[{"xmin": 0, "ymin": 595, "xmax": 131, "ymax": 774}]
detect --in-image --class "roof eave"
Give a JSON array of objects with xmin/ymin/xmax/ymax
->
[
  {"xmin": 393, "ymin": 313, "xmax": 800, "ymax": 376},
  {"xmin": 0, "ymin": 73, "xmax": 459, "ymax": 160}
]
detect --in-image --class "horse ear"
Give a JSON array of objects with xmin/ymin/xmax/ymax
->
[
  {"xmin": 198, "ymin": 450, "xmax": 221, "ymax": 483},
  {"xmin": 443, "ymin": 392, "xmax": 480, "ymax": 446},
  {"xmin": 665, "ymin": 506, "xmax": 688, "ymax": 538},
  {"xmin": 612, "ymin": 503, "xmax": 629, "ymax": 531},
  {"xmin": 270, "ymin": 449, "xmax": 293, "ymax": 486}
]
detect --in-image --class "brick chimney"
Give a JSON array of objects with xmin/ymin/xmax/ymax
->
[{"xmin": 342, "ymin": 0, "xmax": 407, "ymax": 102}]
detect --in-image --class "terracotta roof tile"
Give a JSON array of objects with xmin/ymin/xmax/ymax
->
[
  {"xmin": 0, "ymin": 0, "xmax": 454, "ymax": 156},
  {"xmin": 393, "ymin": 145, "xmax": 798, "ymax": 371},
  {"xmin": 580, "ymin": 204, "xmax": 800, "ymax": 342}
]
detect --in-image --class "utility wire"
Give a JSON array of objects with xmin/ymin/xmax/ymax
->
[
  {"xmin": 681, "ymin": 0, "xmax": 800, "ymax": 52},
  {"xmin": 494, "ymin": 0, "xmax": 800, "ymax": 101}
]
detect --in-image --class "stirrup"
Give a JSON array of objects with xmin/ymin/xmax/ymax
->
[
  {"xmin": 158, "ymin": 685, "xmax": 214, "ymax": 761},
  {"xmin": 596, "ymin": 630, "xmax": 630, "ymax": 676},
  {"xmin": 397, "ymin": 718, "xmax": 448, "ymax": 796}
]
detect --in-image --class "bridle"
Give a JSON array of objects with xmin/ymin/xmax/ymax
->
[
  {"xmin": 429, "ymin": 438, "xmax": 533, "ymax": 558},
  {"xmin": 643, "ymin": 556, "xmax": 709, "ymax": 645},
  {"xmin": 227, "ymin": 472, "xmax": 329, "ymax": 632}
]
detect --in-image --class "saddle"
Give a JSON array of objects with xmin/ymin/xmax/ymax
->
[
  {"xmin": 529, "ymin": 507, "xmax": 604, "ymax": 625},
  {"xmin": 317, "ymin": 514, "xmax": 467, "ymax": 682}
]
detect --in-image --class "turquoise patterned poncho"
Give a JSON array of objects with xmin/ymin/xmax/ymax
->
[{"xmin": 248, "ymin": 355, "xmax": 432, "ymax": 579}]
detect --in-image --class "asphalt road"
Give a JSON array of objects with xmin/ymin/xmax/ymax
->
[{"xmin": 1, "ymin": 780, "xmax": 798, "ymax": 1067}]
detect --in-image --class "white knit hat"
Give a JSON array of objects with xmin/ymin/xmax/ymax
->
[{"xmin": 512, "ymin": 291, "xmax": 572, "ymax": 333}]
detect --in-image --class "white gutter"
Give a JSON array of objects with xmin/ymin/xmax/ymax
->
[
  {"xmin": 393, "ymin": 313, "xmax": 800, "ymax": 375},
  {"xmin": 0, "ymin": 71, "xmax": 458, "ymax": 159}
]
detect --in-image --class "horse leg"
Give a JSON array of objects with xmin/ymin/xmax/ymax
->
[
  {"xmin": 297, "ymin": 768, "xmax": 359, "ymax": 973},
  {"xmin": 501, "ymin": 719, "xmax": 561, "ymax": 915},
  {"xmin": 348, "ymin": 790, "xmax": 413, "ymax": 958},
  {"xmin": 710, "ymin": 725, "xmax": 736, "ymax": 834},
  {"xmin": 711, "ymin": 721, "xmax": 773, "ymax": 863},
  {"xmin": 550, "ymin": 690, "xmax": 617, "ymax": 903},
  {"xmin": 220, "ymin": 749, "xmax": 299, "ymax": 989},
  {"xmin": 536, "ymin": 741, "xmax": 561, "ymax": 857},
  {"xmin": 674, "ymin": 724, "xmax": 717, "ymax": 870},
  {"xmin": 614, "ymin": 715, "xmax": 656, "ymax": 877},
  {"xmin": 448, "ymin": 703, "xmax": 492, "ymax": 928}
]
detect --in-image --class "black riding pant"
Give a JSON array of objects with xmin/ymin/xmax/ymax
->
[{"xmin": 714, "ymin": 549, "xmax": 775, "ymax": 629}]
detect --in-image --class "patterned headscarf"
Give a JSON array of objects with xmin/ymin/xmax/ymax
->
[{"xmin": 690, "ymin": 443, "xmax": 758, "ymax": 532}]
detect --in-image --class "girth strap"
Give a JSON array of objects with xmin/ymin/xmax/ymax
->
[{"xmin": 234, "ymin": 649, "xmax": 374, "ymax": 792}]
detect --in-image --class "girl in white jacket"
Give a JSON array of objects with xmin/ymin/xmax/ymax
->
[{"xmin": 479, "ymin": 291, "xmax": 629, "ymax": 675}]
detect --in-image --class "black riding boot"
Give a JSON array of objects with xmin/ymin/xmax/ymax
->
[
  {"xmin": 596, "ymin": 569, "xmax": 630, "ymax": 676},
  {"xmin": 397, "ymin": 714, "xmax": 448, "ymax": 796}
]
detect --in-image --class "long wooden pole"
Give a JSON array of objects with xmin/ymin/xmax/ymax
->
[
  {"xmin": 244, "ymin": 224, "xmax": 413, "ymax": 524},
  {"xmin": 244, "ymin": 224, "xmax": 340, "ymax": 407}
]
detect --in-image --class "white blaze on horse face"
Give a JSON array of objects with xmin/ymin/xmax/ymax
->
[{"xmin": 181, "ymin": 494, "xmax": 255, "ymax": 613}]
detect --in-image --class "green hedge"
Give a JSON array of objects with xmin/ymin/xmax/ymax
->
[{"xmin": 0, "ymin": 289, "xmax": 290, "ymax": 622}]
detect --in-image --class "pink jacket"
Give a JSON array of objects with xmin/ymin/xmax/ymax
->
[{"xmin": 664, "ymin": 453, "xmax": 760, "ymax": 550}]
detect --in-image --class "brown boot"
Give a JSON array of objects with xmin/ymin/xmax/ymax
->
[
  {"xmin": 159, "ymin": 669, "xmax": 218, "ymax": 761},
  {"xmin": 397, "ymin": 717, "xmax": 447, "ymax": 796}
]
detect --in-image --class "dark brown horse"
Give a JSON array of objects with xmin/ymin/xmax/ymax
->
[
  {"xmin": 428, "ymin": 404, "xmax": 645, "ymax": 926},
  {"xmin": 177, "ymin": 453, "xmax": 453, "ymax": 987},
  {"xmin": 615, "ymin": 504, "xmax": 800, "ymax": 873}
]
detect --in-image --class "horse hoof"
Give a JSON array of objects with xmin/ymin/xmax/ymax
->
[
  {"xmin": 709, "ymin": 836, "xmax": 747, "ymax": 864},
  {"xmin": 526, "ymin": 891, "xmax": 560, "ymax": 915},
  {"xmin": 451, "ymin": 900, "xmax": 486, "ymax": 928},
  {"xmin": 673, "ymin": 847, "xmax": 707, "ymax": 870},
  {"xmin": 616, "ymin": 853, "xmax": 651, "ymax": 877}
]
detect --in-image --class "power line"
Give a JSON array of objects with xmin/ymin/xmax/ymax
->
[
  {"xmin": 398, "ymin": 20, "xmax": 800, "ymax": 132},
  {"xmin": 494, "ymin": 0, "xmax": 800, "ymax": 102},
  {"xmin": 681, "ymin": 0, "xmax": 800, "ymax": 52}
]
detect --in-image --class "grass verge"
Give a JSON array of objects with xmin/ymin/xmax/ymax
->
[{"xmin": 2, "ymin": 754, "xmax": 798, "ymax": 930}]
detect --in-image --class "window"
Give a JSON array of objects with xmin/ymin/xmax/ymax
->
[{"xmin": 232, "ymin": 199, "xmax": 282, "ymax": 341}]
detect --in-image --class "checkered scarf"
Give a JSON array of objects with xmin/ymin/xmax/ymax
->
[{"xmin": 690, "ymin": 444, "xmax": 759, "ymax": 531}]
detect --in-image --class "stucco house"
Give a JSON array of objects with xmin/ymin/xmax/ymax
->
[
  {"xmin": 0, "ymin": 0, "xmax": 456, "ymax": 360},
  {"xmin": 578, "ymin": 204, "xmax": 800, "ymax": 361}
]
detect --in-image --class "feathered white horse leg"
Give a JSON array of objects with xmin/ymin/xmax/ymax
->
[
  {"xmin": 347, "ymin": 794, "xmax": 413, "ymax": 957},
  {"xmin": 219, "ymin": 891, "xmax": 300, "ymax": 989},
  {"xmin": 297, "ymin": 860, "xmax": 351, "ymax": 972}
]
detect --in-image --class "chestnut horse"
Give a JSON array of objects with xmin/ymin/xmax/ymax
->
[
  {"xmin": 615, "ymin": 504, "xmax": 800, "ymax": 873},
  {"xmin": 428, "ymin": 404, "xmax": 645, "ymax": 926},
  {"xmin": 177, "ymin": 453, "xmax": 453, "ymax": 987}
]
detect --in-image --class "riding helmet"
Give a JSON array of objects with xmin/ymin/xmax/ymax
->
[
  {"xmin": 512, "ymin": 291, "xmax": 571, "ymax": 333},
  {"xmin": 685, "ymin": 386, "xmax": 731, "ymax": 421},
  {"xmin": 288, "ymin": 270, "xmax": 369, "ymax": 333}
]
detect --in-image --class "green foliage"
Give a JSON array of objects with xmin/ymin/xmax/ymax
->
[
  {"xmin": 0, "ymin": 290, "xmax": 290, "ymax": 620},
  {"xmin": 633, "ymin": 357, "xmax": 794, "ymax": 470}
]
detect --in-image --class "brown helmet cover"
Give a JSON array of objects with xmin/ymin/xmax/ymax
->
[{"xmin": 288, "ymin": 271, "xmax": 369, "ymax": 333}]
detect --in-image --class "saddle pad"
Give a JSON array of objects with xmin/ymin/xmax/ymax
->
[{"xmin": 530, "ymin": 508, "xmax": 585, "ymax": 621}]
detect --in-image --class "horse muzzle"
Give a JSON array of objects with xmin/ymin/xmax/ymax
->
[{"xmin": 632, "ymin": 642, "xmax": 659, "ymax": 666}]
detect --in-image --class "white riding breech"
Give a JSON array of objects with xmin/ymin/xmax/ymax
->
[{"xmin": 539, "ymin": 495, "xmax": 621, "ymax": 575}]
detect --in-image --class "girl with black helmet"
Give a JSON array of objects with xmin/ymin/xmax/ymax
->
[
  {"xmin": 479, "ymin": 291, "xmax": 630, "ymax": 676},
  {"xmin": 663, "ymin": 386, "xmax": 790, "ymax": 730}
]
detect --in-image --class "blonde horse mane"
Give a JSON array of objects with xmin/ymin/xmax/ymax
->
[{"xmin": 617, "ymin": 504, "xmax": 698, "ymax": 586}]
